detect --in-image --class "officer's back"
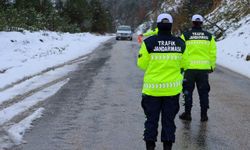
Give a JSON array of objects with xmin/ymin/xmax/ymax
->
[
  {"xmin": 137, "ymin": 13, "xmax": 186, "ymax": 150},
  {"xmin": 138, "ymin": 21, "xmax": 186, "ymax": 96}
]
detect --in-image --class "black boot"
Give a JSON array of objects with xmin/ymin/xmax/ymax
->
[
  {"xmin": 146, "ymin": 141, "xmax": 155, "ymax": 150},
  {"xmin": 179, "ymin": 112, "xmax": 192, "ymax": 121},
  {"xmin": 163, "ymin": 141, "xmax": 172, "ymax": 150},
  {"xmin": 201, "ymin": 113, "xmax": 208, "ymax": 122}
]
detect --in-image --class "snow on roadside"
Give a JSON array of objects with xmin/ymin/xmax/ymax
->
[
  {"xmin": 216, "ymin": 15, "xmax": 250, "ymax": 78},
  {"xmin": 0, "ymin": 31, "xmax": 112, "ymax": 89},
  {"xmin": 0, "ymin": 62, "xmax": 80, "ymax": 105},
  {"xmin": 0, "ymin": 79, "xmax": 68, "ymax": 125},
  {"xmin": 7, "ymin": 108, "xmax": 44, "ymax": 145}
]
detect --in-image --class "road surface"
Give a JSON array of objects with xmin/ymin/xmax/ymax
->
[{"xmin": 12, "ymin": 38, "xmax": 250, "ymax": 150}]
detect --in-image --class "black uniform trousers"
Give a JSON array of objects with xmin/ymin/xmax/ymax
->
[
  {"xmin": 141, "ymin": 94, "xmax": 180, "ymax": 142},
  {"xmin": 183, "ymin": 70, "xmax": 210, "ymax": 114}
]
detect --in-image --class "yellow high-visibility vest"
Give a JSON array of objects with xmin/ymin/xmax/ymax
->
[{"xmin": 137, "ymin": 34, "xmax": 186, "ymax": 96}]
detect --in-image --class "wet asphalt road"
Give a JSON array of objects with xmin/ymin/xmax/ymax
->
[{"xmin": 13, "ymin": 38, "xmax": 250, "ymax": 150}]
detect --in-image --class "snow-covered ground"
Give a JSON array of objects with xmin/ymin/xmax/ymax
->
[
  {"xmin": 216, "ymin": 15, "xmax": 250, "ymax": 78},
  {"xmin": 0, "ymin": 31, "xmax": 111, "ymax": 89},
  {"xmin": 0, "ymin": 30, "xmax": 112, "ymax": 149}
]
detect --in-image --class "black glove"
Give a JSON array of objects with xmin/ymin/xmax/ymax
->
[{"xmin": 208, "ymin": 67, "xmax": 214, "ymax": 73}]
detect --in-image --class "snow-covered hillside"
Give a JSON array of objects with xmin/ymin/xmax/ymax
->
[
  {"xmin": 204, "ymin": 0, "xmax": 249, "ymax": 40},
  {"xmin": 204, "ymin": 0, "xmax": 250, "ymax": 78},
  {"xmin": 216, "ymin": 15, "xmax": 250, "ymax": 78},
  {"xmin": 136, "ymin": 0, "xmax": 182, "ymax": 35},
  {"xmin": 160, "ymin": 0, "xmax": 183, "ymax": 13}
]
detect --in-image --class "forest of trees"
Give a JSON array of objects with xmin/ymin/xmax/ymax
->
[
  {"xmin": 0, "ymin": 0, "xmax": 112, "ymax": 33},
  {"xmin": 0, "ymin": 0, "xmax": 229, "ymax": 34},
  {"xmin": 0, "ymin": 0, "xmax": 162, "ymax": 33}
]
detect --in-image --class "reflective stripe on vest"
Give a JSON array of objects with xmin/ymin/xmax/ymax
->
[
  {"xmin": 186, "ymin": 41, "xmax": 210, "ymax": 45},
  {"xmin": 143, "ymin": 80, "xmax": 182, "ymax": 89},
  {"xmin": 151, "ymin": 55, "xmax": 182, "ymax": 61},
  {"xmin": 190, "ymin": 60, "xmax": 210, "ymax": 65}
]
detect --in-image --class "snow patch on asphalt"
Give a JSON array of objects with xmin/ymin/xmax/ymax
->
[
  {"xmin": 0, "ymin": 63, "xmax": 79, "ymax": 105},
  {"xmin": 7, "ymin": 108, "xmax": 44, "ymax": 145},
  {"xmin": 0, "ymin": 80, "xmax": 68, "ymax": 125}
]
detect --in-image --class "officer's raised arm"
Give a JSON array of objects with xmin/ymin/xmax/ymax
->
[{"xmin": 137, "ymin": 42, "xmax": 150, "ymax": 71}]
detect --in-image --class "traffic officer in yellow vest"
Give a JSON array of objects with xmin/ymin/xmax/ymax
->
[
  {"xmin": 137, "ymin": 13, "xmax": 185, "ymax": 150},
  {"xmin": 179, "ymin": 14, "xmax": 217, "ymax": 122},
  {"xmin": 142, "ymin": 27, "xmax": 159, "ymax": 36},
  {"xmin": 138, "ymin": 27, "xmax": 158, "ymax": 44}
]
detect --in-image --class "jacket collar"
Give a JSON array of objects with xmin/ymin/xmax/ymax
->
[
  {"xmin": 158, "ymin": 30, "xmax": 172, "ymax": 36},
  {"xmin": 192, "ymin": 27, "xmax": 202, "ymax": 30}
]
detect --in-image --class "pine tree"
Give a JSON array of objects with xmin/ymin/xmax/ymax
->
[
  {"xmin": 63, "ymin": 0, "xmax": 91, "ymax": 31},
  {"xmin": 90, "ymin": 0, "xmax": 112, "ymax": 33}
]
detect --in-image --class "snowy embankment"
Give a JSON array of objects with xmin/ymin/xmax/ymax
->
[
  {"xmin": 0, "ymin": 31, "xmax": 112, "ymax": 148},
  {"xmin": 0, "ymin": 31, "xmax": 111, "ymax": 89},
  {"xmin": 216, "ymin": 15, "xmax": 250, "ymax": 78}
]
